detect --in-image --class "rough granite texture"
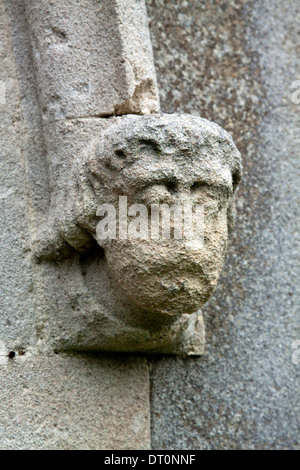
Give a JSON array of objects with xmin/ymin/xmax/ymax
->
[
  {"xmin": 24, "ymin": 0, "xmax": 159, "ymax": 121},
  {"xmin": 147, "ymin": 0, "xmax": 300, "ymax": 450},
  {"xmin": 0, "ymin": 0, "xmax": 36, "ymax": 350},
  {"xmin": 0, "ymin": 355, "xmax": 150, "ymax": 450},
  {"xmin": 0, "ymin": 0, "xmax": 152, "ymax": 450},
  {"xmin": 1, "ymin": 0, "xmax": 299, "ymax": 450}
]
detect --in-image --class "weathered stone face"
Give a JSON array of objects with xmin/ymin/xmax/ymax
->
[
  {"xmin": 82, "ymin": 114, "xmax": 242, "ymax": 316},
  {"xmin": 32, "ymin": 112, "xmax": 241, "ymax": 353}
]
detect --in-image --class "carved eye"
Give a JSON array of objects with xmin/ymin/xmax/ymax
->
[
  {"xmin": 115, "ymin": 149, "xmax": 126, "ymax": 160},
  {"xmin": 164, "ymin": 181, "xmax": 177, "ymax": 194},
  {"xmin": 138, "ymin": 138, "xmax": 160, "ymax": 153},
  {"xmin": 190, "ymin": 181, "xmax": 210, "ymax": 192}
]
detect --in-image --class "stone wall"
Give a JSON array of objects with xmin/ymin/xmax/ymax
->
[
  {"xmin": 0, "ymin": 0, "xmax": 299, "ymax": 450},
  {"xmin": 0, "ymin": 0, "xmax": 152, "ymax": 450},
  {"xmin": 147, "ymin": 0, "xmax": 300, "ymax": 450}
]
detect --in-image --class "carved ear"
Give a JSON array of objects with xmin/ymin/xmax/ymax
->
[
  {"xmin": 57, "ymin": 178, "xmax": 95, "ymax": 252},
  {"xmin": 50, "ymin": 149, "xmax": 101, "ymax": 254}
]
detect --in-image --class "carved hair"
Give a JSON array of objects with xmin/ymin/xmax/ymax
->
[{"xmin": 58, "ymin": 114, "xmax": 242, "ymax": 251}]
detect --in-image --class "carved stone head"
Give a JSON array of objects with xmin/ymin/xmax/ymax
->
[{"xmin": 68, "ymin": 114, "xmax": 242, "ymax": 318}]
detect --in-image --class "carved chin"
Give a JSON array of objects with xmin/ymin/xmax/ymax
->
[
  {"xmin": 113, "ymin": 269, "xmax": 218, "ymax": 315},
  {"xmin": 104, "ymin": 244, "xmax": 223, "ymax": 315}
]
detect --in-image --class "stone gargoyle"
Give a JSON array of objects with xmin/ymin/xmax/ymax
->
[{"xmin": 35, "ymin": 114, "xmax": 242, "ymax": 355}]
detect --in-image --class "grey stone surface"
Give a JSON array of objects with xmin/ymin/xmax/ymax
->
[
  {"xmin": 24, "ymin": 0, "xmax": 159, "ymax": 123},
  {"xmin": 6, "ymin": 0, "xmax": 241, "ymax": 357},
  {"xmin": 147, "ymin": 0, "xmax": 300, "ymax": 449},
  {"xmin": 0, "ymin": 0, "xmax": 36, "ymax": 350},
  {"xmin": 2, "ymin": 0, "xmax": 299, "ymax": 450},
  {"xmin": 1, "ymin": 0, "xmax": 151, "ymax": 450},
  {"xmin": 0, "ymin": 355, "xmax": 150, "ymax": 450}
]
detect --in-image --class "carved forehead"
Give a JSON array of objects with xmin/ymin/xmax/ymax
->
[
  {"xmin": 90, "ymin": 114, "xmax": 242, "ymax": 191},
  {"xmin": 100, "ymin": 114, "xmax": 234, "ymax": 150},
  {"xmin": 96, "ymin": 114, "xmax": 240, "ymax": 169}
]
